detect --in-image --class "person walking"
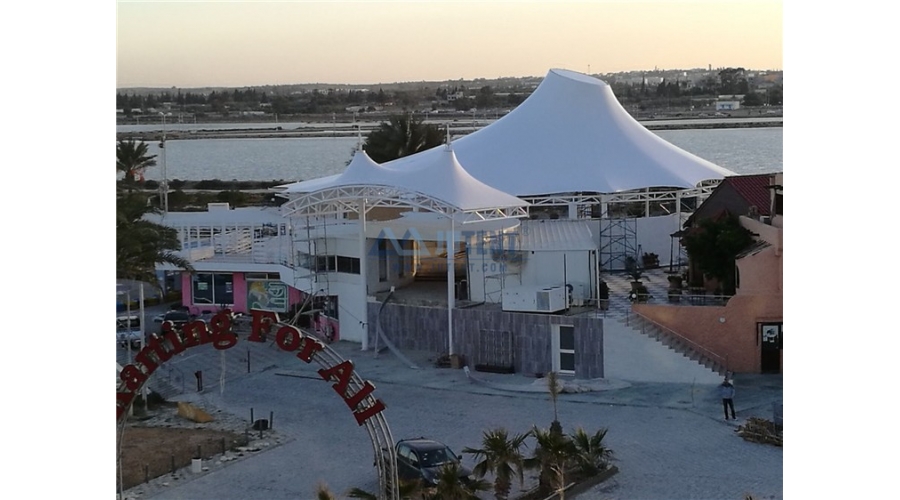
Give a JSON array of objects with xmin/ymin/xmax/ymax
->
[{"xmin": 719, "ymin": 377, "xmax": 736, "ymax": 420}]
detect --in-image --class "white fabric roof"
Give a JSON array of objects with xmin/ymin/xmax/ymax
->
[
  {"xmin": 386, "ymin": 68, "xmax": 735, "ymax": 196},
  {"xmin": 283, "ymin": 147, "xmax": 528, "ymax": 213},
  {"xmin": 518, "ymin": 219, "xmax": 596, "ymax": 251}
]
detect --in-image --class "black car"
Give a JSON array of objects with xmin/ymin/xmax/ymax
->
[
  {"xmin": 395, "ymin": 438, "xmax": 473, "ymax": 486},
  {"xmin": 160, "ymin": 310, "xmax": 191, "ymax": 332}
]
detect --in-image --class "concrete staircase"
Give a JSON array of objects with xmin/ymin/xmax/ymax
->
[
  {"xmin": 621, "ymin": 314, "xmax": 727, "ymax": 378},
  {"xmin": 596, "ymin": 268, "xmax": 724, "ymax": 384}
]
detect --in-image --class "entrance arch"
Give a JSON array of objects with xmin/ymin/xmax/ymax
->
[{"xmin": 116, "ymin": 309, "xmax": 400, "ymax": 499}]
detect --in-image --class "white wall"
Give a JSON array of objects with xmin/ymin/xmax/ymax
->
[
  {"xmin": 635, "ymin": 213, "xmax": 681, "ymax": 266},
  {"xmin": 519, "ymin": 250, "xmax": 595, "ymax": 299},
  {"xmin": 466, "ymin": 246, "xmax": 523, "ymax": 303}
]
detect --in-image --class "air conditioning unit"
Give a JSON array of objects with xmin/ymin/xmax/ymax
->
[
  {"xmin": 502, "ymin": 285, "xmax": 568, "ymax": 313},
  {"xmin": 567, "ymin": 282, "xmax": 590, "ymax": 307}
]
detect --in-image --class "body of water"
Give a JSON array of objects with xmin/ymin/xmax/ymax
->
[{"xmin": 131, "ymin": 127, "xmax": 783, "ymax": 182}]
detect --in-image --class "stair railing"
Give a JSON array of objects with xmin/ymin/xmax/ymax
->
[{"xmin": 632, "ymin": 311, "xmax": 729, "ymax": 375}]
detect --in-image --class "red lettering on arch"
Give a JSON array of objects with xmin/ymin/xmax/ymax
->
[
  {"xmin": 318, "ymin": 360, "xmax": 355, "ymax": 397},
  {"xmin": 343, "ymin": 380, "xmax": 376, "ymax": 410},
  {"xmin": 275, "ymin": 325, "xmax": 302, "ymax": 351},
  {"xmin": 353, "ymin": 400, "xmax": 386, "ymax": 426},
  {"xmin": 116, "ymin": 390, "xmax": 136, "ymax": 420},
  {"xmin": 182, "ymin": 320, "xmax": 210, "ymax": 347},
  {"xmin": 120, "ymin": 364, "xmax": 147, "ymax": 392},
  {"xmin": 296, "ymin": 337, "xmax": 324, "ymax": 362},
  {"xmin": 134, "ymin": 345, "xmax": 160, "ymax": 375},
  {"xmin": 249, "ymin": 310, "xmax": 279, "ymax": 342}
]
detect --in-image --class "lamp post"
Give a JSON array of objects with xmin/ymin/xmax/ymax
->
[
  {"xmin": 117, "ymin": 288, "xmax": 133, "ymax": 365},
  {"xmin": 159, "ymin": 112, "xmax": 169, "ymax": 214}
]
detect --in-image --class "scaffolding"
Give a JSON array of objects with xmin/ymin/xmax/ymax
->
[
  {"xmin": 480, "ymin": 230, "xmax": 525, "ymax": 303},
  {"xmin": 598, "ymin": 217, "xmax": 637, "ymax": 272}
]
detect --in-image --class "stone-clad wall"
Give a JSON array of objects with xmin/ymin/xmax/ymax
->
[{"xmin": 367, "ymin": 302, "xmax": 604, "ymax": 379}]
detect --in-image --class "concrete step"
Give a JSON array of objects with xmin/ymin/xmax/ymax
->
[{"xmin": 603, "ymin": 319, "xmax": 722, "ymax": 384}]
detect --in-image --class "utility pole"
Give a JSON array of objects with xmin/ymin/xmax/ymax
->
[{"xmin": 160, "ymin": 112, "xmax": 169, "ymax": 214}]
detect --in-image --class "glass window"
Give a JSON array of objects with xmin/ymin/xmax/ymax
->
[
  {"xmin": 214, "ymin": 273, "xmax": 234, "ymax": 305},
  {"xmin": 337, "ymin": 256, "xmax": 360, "ymax": 274},
  {"xmin": 560, "ymin": 326, "xmax": 575, "ymax": 350},
  {"xmin": 192, "ymin": 273, "xmax": 233, "ymax": 305},
  {"xmin": 560, "ymin": 352, "xmax": 575, "ymax": 372},
  {"xmin": 192, "ymin": 273, "xmax": 214, "ymax": 304},
  {"xmin": 378, "ymin": 239, "xmax": 388, "ymax": 282}
]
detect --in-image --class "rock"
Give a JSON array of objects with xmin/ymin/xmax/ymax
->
[{"xmin": 176, "ymin": 402, "xmax": 215, "ymax": 423}]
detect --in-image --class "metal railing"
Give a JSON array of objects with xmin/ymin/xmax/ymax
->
[{"xmin": 631, "ymin": 311, "xmax": 728, "ymax": 375}]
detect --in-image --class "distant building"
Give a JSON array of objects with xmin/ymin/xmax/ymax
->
[{"xmin": 716, "ymin": 100, "xmax": 741, "ymax": 111}]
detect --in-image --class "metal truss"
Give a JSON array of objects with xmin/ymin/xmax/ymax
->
[
  {"xmin": 280, "ymin": 185, "xmax": 528, "ymax": 223},
  {"xmin": 519, "ymin": 183, "xmax": 719, "ymax": 208}
]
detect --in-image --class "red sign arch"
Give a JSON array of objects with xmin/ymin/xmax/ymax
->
[{"xmin": 116, "ymin": 309, "xmax": 400, "ymax": 499}]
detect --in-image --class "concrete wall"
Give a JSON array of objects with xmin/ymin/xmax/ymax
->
[
  {"xmin": 633, "ymin": 292, "xmax": 782, "ymax": 373},
  {"xmin": 368, "ymin": 303, "xmax": 605, "ymax": 379}
]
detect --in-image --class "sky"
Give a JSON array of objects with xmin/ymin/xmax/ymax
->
[
  {"xmin": 116, "ymin": 0, "xmax": 783, "ymax": 88},
  {"xmin": 8, "ymin": 1, "xmax": 900, "ymax": 497}
]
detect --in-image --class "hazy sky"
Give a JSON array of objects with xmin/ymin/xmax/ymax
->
[{"xmin": 116, "ymin": 1, "xmax": 782, "ymax": 88}]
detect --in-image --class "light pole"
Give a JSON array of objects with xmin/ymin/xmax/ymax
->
[{"xmin": 159, "ymin": 112, "xmax": 169, "ymax": 214}]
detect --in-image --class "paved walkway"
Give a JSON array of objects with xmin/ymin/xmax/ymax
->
[
  {"xmin": 118, "ymin": 277, "xmax": 782, "ymax": 500},
  {"xmin": 119, "ymin": 333, "xmax": 781, "ymax": 500}
]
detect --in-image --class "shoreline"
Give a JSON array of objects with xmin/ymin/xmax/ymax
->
[{"xmin": 118, "ymin": 118, "xmax": 782, "ymax": 141}]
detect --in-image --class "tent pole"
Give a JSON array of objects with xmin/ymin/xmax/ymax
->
[
  {"xmin": 359, "ymin": 198, "xmax": 368, "ymax": 351},
  {"xmin": 447, "ymin": 217, "xmax": 455, "ymax": 356}
]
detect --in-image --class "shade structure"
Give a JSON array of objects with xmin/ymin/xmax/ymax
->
[
  {"xmin": 386, "ymin": 68, "xmax": 735, "ymax": 196},
  {"xmin": 282, "ymin": 147, "xmax": 529, "ymax": 218}
]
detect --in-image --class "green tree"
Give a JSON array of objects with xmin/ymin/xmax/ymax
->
[
  {"xmin": 348, "ymin": 479, "xmax": 428, "ymax": 500},
  {"xmin": 529, "ymin": 426, "xmax": 576, "ymax": 499},
  {"xmin": 117, "ymin": 194, "xmax": 193, "ymax": 284},
  {"xmin": 569, "ymin": 427, "xmax": 613, "ymax": 476},
  {"xmin": 363, "ymin": 114, "xmax": 444, "ymax": 163},
  {"xmin": 546, "ymin": 371, "xmax": 563, "ymax": 435},
  {"xmin": 463, "ymin": 428, "xmax": 530, "ymax": 500},
  {"xmin": 681, "ymin": 212, "xmax": 754, "ymax": 294},
  {"xmin": 117, "ymin": 138, "xmax": 157, "ymax": 191},
  {"xmin": 427, "ymin": 462, "xmax": 489, "ymax": 499},
  {"xmin": 742, "ymin": 92, "xmax": 764, "ymax": 107},
  {"xmin": 316, "ymin": 483, "xmax": 337, "ymax": 500}
]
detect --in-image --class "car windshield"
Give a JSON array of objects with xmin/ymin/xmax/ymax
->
[
  {"xmin": 419, "ymin": 447, "xmax": 454, "ymax": 467},
  {"xmin": 117, "ymin": 317, "xmax": 141, "ymax": 329},
  {"xmin": 165, "ymin": 312, "xmax": 190, "ymax": 321}
]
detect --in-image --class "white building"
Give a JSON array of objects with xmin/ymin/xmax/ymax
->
[{"xmin": 155, "ymin": 69, "xmax": 735, "ymax": 354}]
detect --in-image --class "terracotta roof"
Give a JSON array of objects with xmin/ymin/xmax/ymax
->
[{"xmin": 723, "ymin": 174, "xmax": 773, "ymax": 216}]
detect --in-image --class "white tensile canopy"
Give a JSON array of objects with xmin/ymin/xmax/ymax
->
[
  {"xmin": 385, "ymin": 68, "xmax": 735, "ymax": 196},
  {"xmin": 282, "ymin": 146, "xmax": 528, "ymax": 216}
]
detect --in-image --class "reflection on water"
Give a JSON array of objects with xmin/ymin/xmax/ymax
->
[{"xmin": 135, "ymin": 127, "xmax": 782, "ymax": 182}]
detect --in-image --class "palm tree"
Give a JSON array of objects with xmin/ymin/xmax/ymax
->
[
  {"xmin": 427, "ymin": 462, "xmax": 489, "ymax": 500},
  {"xmin": 348, "ymin": 479, "xmax": 426, "ymax": 500},
  {"xmin": 530, "ymin": 425, "xmax": 576, "ymax": 499},
  {"xmin": 546, "ymin": 371, "xmax": 562, "ymax": 435},
  {"xmin": 363, "ymin": 114, "xmax": 444, "ymax": 163},
  {"xmin": 117, "ymin": 137, "xmax": 157, "ymax": 191},
  {"xmin": 463, "ymin": 428, "xmax": 530, "ymax": 500},
  {"xmin": 117, "ymin": 193, "xmax": 193, "ymax": 284},
  {"xmin": 569, "ymin": 427, "xmax": 613, "ymax": 476},
  {"xmin": 316, "ymin": 482, "xmax": 337, "ymax": 500}
]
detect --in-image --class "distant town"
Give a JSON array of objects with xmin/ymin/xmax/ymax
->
[{"xmin": 116, "ymin": 66, "xmax": 783, "ymax": 125}]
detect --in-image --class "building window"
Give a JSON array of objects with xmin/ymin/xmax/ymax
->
[
  {"xmin": 337, "ymin": 256, "xmax": 361, "ymax": 274},
  {"xmin": 378, "ymin": 239, "xmax": 388, "ymax": 282},
  {"xmin": 397, "ymin": 240, "xmax": 413, "ymax": 278},
  {"xmin": 192, "ymin": 273, "xmax": 234, "ymax": 305},
  {"xmin": 552, "ymin": 324, "xmax": 576, "ymax": 375}
]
